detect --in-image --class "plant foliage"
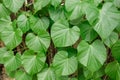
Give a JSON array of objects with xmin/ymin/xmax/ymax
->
[{"xmin": 0, "ymin": 0, "xmax": 120, "ymax": 80}]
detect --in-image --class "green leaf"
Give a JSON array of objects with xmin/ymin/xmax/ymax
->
[
  {"xmin": 3, "ymin": 0, "xmax": 25, "ymax": 13},
  {"xmin": 49, "ymin": 7, "xmax": 65, "ymax": 22},
  {"xmin": 93, "ymin": 67, "xmax": 105, "ymax": 79},
  {"xmin": 0, "ymin": 47, "xmax": 9, "ymax": 63},
  {"xmin": 37, "ymin": 68, "xmax": 56, "ymax": 80},
  {"xmin": 53, "ymin": 51, "xmax": 78, "ymax": 76},
  {"xmin": 17, "ymin": 14, "xmax": 30, "ymax": 33},
  {"xmin": 80, "ymin": 21, "xmax": 98, "ymax": 42},
  {"xmin": 65, "ymin": 0, "xmax": 83, "ymax": 20},
  {"xmin": 1, "ymin": 27, "xmax": 23, "ymax": 49},
  {"xmin": 83, "ymin": 68, "xmax": 93, "ymax": 79},
  {"xmin": 51, "ymin": 19, "xmax": 80, "ymax": 47},
  {"xmin": 0, "ymin": 16, "xmax": 12, "ymax": 33},
  {"xmin": 29, "ymin": 16, "xmax": 49, "ymax": 34},
  {"xmin": 22, "ymin": 50, "xmax": 46, "ymax": 75},
  {"xmin": 4, "ymin": 52, "xmax": 21, "ymax": 73},
  {"xmin": 15, "ymin": 70, "xmax": 32, "ymax": 80},
  {"xmin": 104, "ymin": 32, "xmax": 118, "ymax": 48},
  {"xmin": 0, "ymin": 3, "xmax": 10, "ymax": 18},
  {"xmin": 77, "ymin": 40, "xmax": 107, "ymax": 72},
  {"xmin": 105, "ymin": 61, "xmax": 120, "ymax": 80},
  {"xmin": 116, "ymin": 23, "xmax": 120, "ymax": 32},
  {"xmin": 83, "ymin": 67, "xmax": 105, "ymax": 79},
  {"xmin": 112, "ymin": 40, "xmax": 120, "ymax": 62},
  {"xmin": 7, "ymin": 71, "xmax": 16, "ymax": 78},
  {"xmin": 51, "ymin": 0, "xmax": 62, "ymax": 7},
  {"xmin": 69, "ymin": 17, "xmax": 83, "ymax": 26},
  {"xmin": 93, "ymin": 0, "xmax": 102, "ymax": 6},
  {"xmin": 113, "ymin": 0, "xmax": 120, "ymax": 8},
  {"xmin": 85, "ymin": 0, "xmax": 102, "ymax": 6},
  {"xmin": 26, "ymin": 31, "xmax": 50, "ymax": 52},
  {"xmin": 83, "ymin": 3, "xmax": 99, "ymax": 25},
  {"xmin": 34, "ymin": 0, "xmax": 50, "ymax": 12},
  {"xmin": 94, "ymin": 2, "xmax": 120, "ymax": 39}
]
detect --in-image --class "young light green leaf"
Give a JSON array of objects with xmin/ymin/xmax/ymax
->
[
  {"xmin": 112, "ymin": 40, "xmax": 120, "ymax": 62},
  {"xmin": 26, "ymin": 31, "xmax": 50, "ymax": 52},
  {"xmin": 37, "ymin": 68, "xmax": 56, "ymax": 80},
  {"xmin": 51, "ymin": 19, "xmax": 80, "ymax": 47},
  {"xmin": 1, "ymin": 27, "xmax": 23, "ymax": 49},
  {"xmin": 17, "ymin": 14, "xmax": 30, "ymax": 33},
  {"xmin": 77, "ymin": 40, "xmax": 107, "ymax": 72},
  {"xmin": 105, "ymin": 61, "xmax": 120, "ymax": 80},
  {"xmin": 22, "ymin": 50, "xmax": 46, "ymax": 75},
  {"xmin": 53, "ymin": 51, "xmax": 78, "ymax": 76},
  {"xmin": 3, "ymin": 0, "xmax": 25, "ymax": 13},
  {"xmin": 94, "ymin": 2, "xmax": 120, "ymax": 39},
  {"xmin": 15, "ymin": 70, "xmax": 32, "ymax": 80},
  {"xmin": 29, "ymin": 16, "xmax": 49, "ymax": 34},
  {"xmin": 34, "ymin": 0, "xmax": 50, "ymax": 12},
  {"xmin": 80, "ymin": 21, "xmax": 98, "ymax": 42},
  {"xmin": 104, "ymin": 32, "xmax": 118, "ymax": 48}
]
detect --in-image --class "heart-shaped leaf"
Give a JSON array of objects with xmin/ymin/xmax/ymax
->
[
  {"xmin": 53, "ymin": 51, "xmax": 78, "ymax": 76},
  {"xmin": 17, "ymin": 14, "xmax": 30, "ymax": 33},
  {"xmin": 3, "ymin": 0, "xmax": 25, "ymax": 13},
  {"xmin": 26, "ymin": 31, "xmax": 50, "ymax": 52},
  {"xmin": 65, "ymin": 0, "xmax": 83, "ymax": 20},
  {"xmin": 1, "ymin": 26, "xmax": 23, "ymax": 49},
  {"xmin": 29, "ymin": 16, "xmax": 49, "ymax": 34},
  {"xmin": 51, "ymin": 19, "xmax": 80, "ymax": 47},
  {"xmin": 0, "ymin": 48, "xmax": 21, "ymax": 72},
  {"xmin": 49, "ymin": 7, "xmax": 65, "ymax": 22},
  {"xmin": 77, "ymin": 40, "xmax": 107, "ymax": 72},
  {"xmin": 22, "ymin": 50, "xmax": 46, "ymax": 75},
  {"xmin": 4, "ymin": 53, "xmax": 21, "ymax": 73},
  {"xmin": 34, "ymin": 0, "xmax": 50, "ymax": 12},
  {"xmin": 94, "ymin": 2, "xmax": 120, "ymax": 39}
]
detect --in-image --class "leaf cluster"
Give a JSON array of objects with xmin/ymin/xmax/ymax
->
[{"xmin": 0, "ymin": 0, "xmax": 120, "ymax": 80}]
